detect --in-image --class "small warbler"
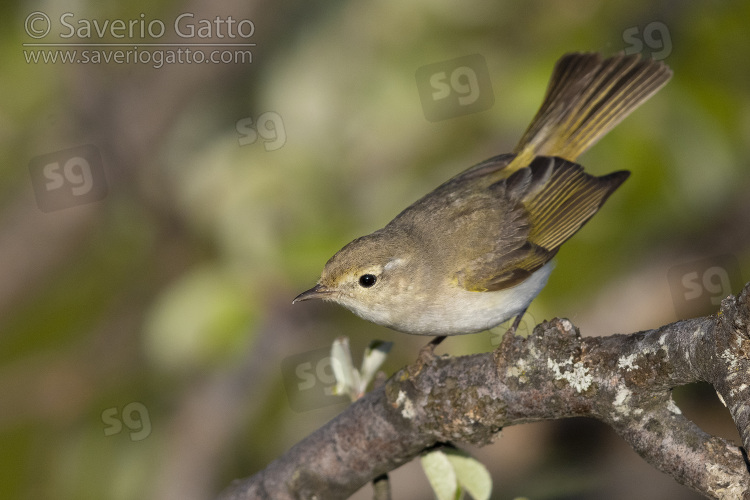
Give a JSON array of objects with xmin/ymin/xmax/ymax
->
[{"xmin": 294, "ymin": 52, "xmax": 671, "ymax": 337}]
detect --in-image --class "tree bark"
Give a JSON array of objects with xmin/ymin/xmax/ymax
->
[{"xmin": 218, "ymin": 282, "xmax": 750, "ymax": 499}]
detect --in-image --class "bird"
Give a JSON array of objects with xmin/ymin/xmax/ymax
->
[{"xmin": 294, "ymin": 52, "xmax": 672, "ymax": 342}]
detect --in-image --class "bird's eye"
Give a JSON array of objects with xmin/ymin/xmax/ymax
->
[{"xmin": 358, "ymin": 274, "xmax": 377, "ymax": 288}]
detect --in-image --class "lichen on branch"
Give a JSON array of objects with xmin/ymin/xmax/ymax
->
[{"xmin": 218, "ymin": 283, "xmax": 750, "ymax": 500}]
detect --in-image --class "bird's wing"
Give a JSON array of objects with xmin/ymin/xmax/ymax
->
[{"xmin": 454, "ymin": 155, "xmax": 629, "ymax": 292}]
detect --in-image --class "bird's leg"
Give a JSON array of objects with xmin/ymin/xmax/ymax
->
[
  {"xmin": 507, "ymin": 308, "xmax": 527, "ymax": 336},
  {"xmin": 420, "ymin": 335, "xmax": 446, "ymax": 356},
  {"xmin": 414, "ymin": 335, "xmax": 446, "ymax": 370},
  {"xmin": 499, "ymin": 308, "xmax": 528, "ymax": 350}
]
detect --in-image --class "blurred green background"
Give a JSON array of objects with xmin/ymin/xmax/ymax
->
[{"xmin": 2, "ymin": 0, "xmax": 749, "ymax": 499}]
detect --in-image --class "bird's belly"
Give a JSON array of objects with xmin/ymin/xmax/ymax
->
[{"xmin": 397, "ymin": 261, "xmax": 554, "ymax": 335}]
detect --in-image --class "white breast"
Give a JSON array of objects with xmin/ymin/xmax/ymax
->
[{"xmin": 394, "ymin": 261, "xmax": 554, "ymax": 335}]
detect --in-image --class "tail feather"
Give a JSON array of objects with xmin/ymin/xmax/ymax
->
[{"xmin": 505, "ymin": 52, "xmax": 672, "ymax": 174}]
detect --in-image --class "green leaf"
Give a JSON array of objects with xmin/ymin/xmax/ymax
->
[
  {"xmin": 420, "ymin": 450, "xmax": 458, "ymax": 500},
  {"xmin": 330, "ymin": 337, "xmax": 359, "ymax": 400},
  {"xmin": 359, "ymin": 340, "xmax": 393, "ymax": 393},
  {"xmin": 444, "ymin": 448, "xmax": 492, "ymax": 500}
]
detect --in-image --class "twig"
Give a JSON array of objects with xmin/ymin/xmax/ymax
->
[{"xmin": 217, "ymin": 282, "xmax": 750, "ymax": 500}]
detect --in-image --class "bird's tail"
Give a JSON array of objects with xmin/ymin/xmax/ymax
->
[{"xmin": 505, "ymin": 52, "xmax": 672, "ymax": 175}]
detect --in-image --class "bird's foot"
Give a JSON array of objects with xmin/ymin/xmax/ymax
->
[{"xmin": 413, "ymin": 335, "xmax": 446, "ymax": 372}]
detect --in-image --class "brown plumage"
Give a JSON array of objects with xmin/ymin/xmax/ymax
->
[{"xmin": 295, "ymin": 52, "xmax": 672, "ymax": 336}]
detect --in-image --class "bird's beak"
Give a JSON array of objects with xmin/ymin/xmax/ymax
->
[{"xmin": 293, "ymin": 284, "xmax": 334, "ymax": 303}]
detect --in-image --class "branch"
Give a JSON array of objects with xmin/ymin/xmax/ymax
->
[{"xmin": 218, "ymin": 282, "xmax": 750, "ymax": 499}]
